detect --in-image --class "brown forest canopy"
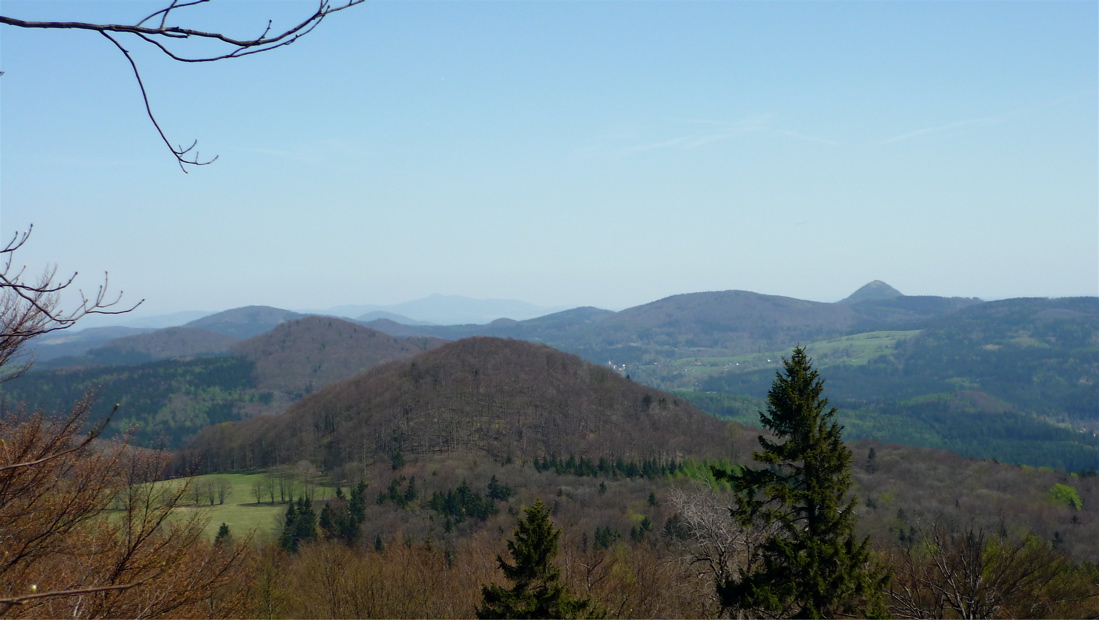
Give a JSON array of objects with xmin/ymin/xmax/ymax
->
[{"xmin": 180, "ymin": 337, "xmax": 730, "ymax": 476}]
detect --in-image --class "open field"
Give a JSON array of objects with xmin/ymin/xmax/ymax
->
[
  {"xmin": 112, "ymin": 471, "xmax": 342, "ymax": 540},
  {"xmin": 664, "ymin": 330, "xmax": 921, "ymax": 383}
]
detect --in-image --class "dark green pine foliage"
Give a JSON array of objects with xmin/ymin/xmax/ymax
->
[
  {"xmin": 318, "ymin": 483, "xmax": 369, "ymax": 544},
  {"xmin": 213, "ymin": 523, "xmax": 231, "ymax": 547},
  {"xmin": 714, "ymin": 347, "xmax": 887, "ymax": 618},
  {"xmin": 478, "ymin": 499, "xmax": 596, "ymax": 619},
  {"xmin": 279, "ymin": 496, "xmax": 318, "ymax": 553},
  {"xmin": 429, "ymin": 481, "xmax": 498, "ymax": 522},
  {"xmin": 349, "ymin": 481, "xmax": 368, "ymax": 523},
  {"xmin": 487, "ymin": 475, "xmax": 514, "ymax": 501}
]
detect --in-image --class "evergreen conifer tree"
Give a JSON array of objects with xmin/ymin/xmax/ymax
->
[
  {"xmin": 213, "ymin": 523, "xmax": 232, "ymax": 547},
  {"xmin": 279, "ymin": 499, "xmax": 299, "ymax": 552},
  {"xmin": 714, "ymin": 347, "xmax": 887, "ymax": 618},
  {"xmin": 294, "ymin": 496, "xmax": 317, "ymax": 545},
  {"xmin": 478, "ymin": 499, "xmax": 596, "ymax": 619},
  {"xmin": 279, "ymin": 496, "xmax": 318, "ymax": 553}
]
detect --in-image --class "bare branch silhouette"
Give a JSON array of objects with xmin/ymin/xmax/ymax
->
[
  {"xmin": 0, "ymin": 226, "xmax": 141, "ymax": 381},
  {"xmin": 0, "ymin": 0, "xmax": 364, "ymax": 171}
]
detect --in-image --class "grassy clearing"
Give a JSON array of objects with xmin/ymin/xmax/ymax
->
[
  {"xmin": 670, "ymin": 330, "xmax": 921, "ymax": 380},
  {"xmin": 802, "ymin": 330, "xmax": 922, "ymax": 365},
  {"xmin": 189, "ymin": 471, "xmax": 342, "ymax": 539},
  {"xmin": 114, "ymin": 471, "xmax": 342, "ymax": 540}
]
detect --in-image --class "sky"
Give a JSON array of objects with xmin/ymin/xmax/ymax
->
[{"xmin": 2, "ymin": 1, "xmax": 1096, "ymax": 322}]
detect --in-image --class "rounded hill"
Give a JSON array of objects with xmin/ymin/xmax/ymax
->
[
  {"xmin": 230, "ymin": 315, "xmax": 446, "ymax": 394},
  {"xmin": 184, "ymin": 337, "xmax": 730, "ymax": 474}
]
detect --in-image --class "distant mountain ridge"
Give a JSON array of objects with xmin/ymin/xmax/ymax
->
[
  {"xmin": 351, "ymin": 294, "xmax": 569, "ymax": 325},
  {"xmin": 354, "ymin": 311, "xmax": 432, "ymax": 325},
  {"xmin": 27, "ymin": 283, "xmax": 995, "ymax": 374},
  {"xmin": 7, "ymin": 284, "xmax": 1096, "ymax": 472},
  {"xmin": 184, "ymin": 305, "xmax": 307, "ymax": 339},
  {"xmin": 361, "ymin": 285, "xmax": 984, "ymax": 371}
]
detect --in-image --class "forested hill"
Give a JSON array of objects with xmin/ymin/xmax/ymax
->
[
  {"xmin": 231, "ymin": 315, "xmax": 447, "ymax": 396},
  {"xmin": 694, "ymin": 297, "xmax": 1099, "ymax": 471},
  {"xmin": 0, "ymin": 318, "xmax": 448, "ymax": 448},
  {"xmin": 74, "ymin": 327, "xmax": 238, "ymax": 366},
  {"xmin": 180, "ymin": 337, "xmax": 730, "ymax": 476},
  {"xmin": 184, "ymin": 305, "xmax": 308, "ymax": 339}
]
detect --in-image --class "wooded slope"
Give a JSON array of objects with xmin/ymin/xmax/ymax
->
[
  {"xmin": 183, "ymin": 337, "xmax": 729, "ymax": 474},
  {"xmin": 231, "ymin": 316, "xmax": 446, "ymax": 395}
]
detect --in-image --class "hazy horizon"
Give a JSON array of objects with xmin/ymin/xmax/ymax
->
[
  {"xmin": 3, "ymin": 1, "xmax": 1096, "ymax": 318},
  {"xmin": 65, "ymin": 279, "xmax": 1096, "ymax": 333}
]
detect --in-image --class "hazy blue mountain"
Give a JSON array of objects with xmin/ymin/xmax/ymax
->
[
  {"xmin": 354, "ymin": 310, "xmax": 434, "ymax": 325},
  {"xmin": 116, "ymin": 311, "xmax": 217, "ymax": 329},
  {"xmin": 839, "ymin": 280, "xmax": 904, "ymax": 303},
  {"xmin": 361, "ymin": 305, "xmax": 614, "ymax": 342},
  {"xmin": 29, "ymin": 326, "xmax": 156, "ymax": 362},
  {"xmin": 184, "ymin": 306, "xmax": 308, "ymax": 339},
  {"xmin": 351, "ymin": 294, "xmax": 569, "ymax": 325}
]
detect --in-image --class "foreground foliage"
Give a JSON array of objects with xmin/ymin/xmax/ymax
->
[
  {"xmin": 478, "ymin": 499, "xmax": 596, "ymax": 619},
  {"xmin": 715, "ymin": 348, "xmax": 887, "ymax": 618},
  {"xmin": 0, "ymin": 399, "xmax": 252, "ymax": 618},
  {"xmin": 885, "ymin": 526, "xmax": 1099, "ymax": 619}
]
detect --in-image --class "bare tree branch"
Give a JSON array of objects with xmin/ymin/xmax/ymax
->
[
  {"xmin": 0, "ymin": 226, "xmax": 141, "ymax": 381},
  {"xmin": 0, "ymin": 579, "xmax": 148, "ymax": 608},
  {"xmin": 0, "ymin": 405, "xmax": 118, "ymax": 474},
  {"xmin": 0, "ymin": 0, "xmax": 364, "ymax": 171}
]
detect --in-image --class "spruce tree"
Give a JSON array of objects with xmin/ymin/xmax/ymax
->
[
  {"xmin": 715, "ymin": 347, "xmax": 887, "ymax": 618},
  {"xmin": 279, "ymin": 495, "xmax": 318, "ymax": 553},
  {"xmin": 477, "ymin": 499, "xmax": 596, "ymax": 619},
  {"xmin": 213, "ymin": 523, "xmax": 232, "ymax": 547},
  {"xmin": 279, "ymin": 499, "xmax": 299, "ymax": 552}
]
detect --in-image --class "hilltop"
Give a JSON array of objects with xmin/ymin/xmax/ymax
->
[
  {"xmin": 839, "ymin": 280, "xmax": 904, "ymax": 303},
  {"xmin": 231, "ymin": 315, "xmax": 446, "ymax": 396},
  {"xmin": 182, "ymin": 337, "xmax": 730, "ymax": 474},
  {"xmin": 185, "ymin": 305, "xmax": 307, "ymax": 339}
]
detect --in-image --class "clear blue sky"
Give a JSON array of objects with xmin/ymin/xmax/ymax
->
[{"xmin": 2, "ymin": 1, "xmax": 1096, "ymax": 319}]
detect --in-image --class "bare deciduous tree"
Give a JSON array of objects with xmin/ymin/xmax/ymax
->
[
  {"xmin": 666, "ymin": 483, "xmax": 775, "ymax": 611},
  {"xmin": 0, "ymin": 227, "xmax": 136, "ymax": 382},
  {"xmin": 214, "ymin": 476, "xmax": 232, "ymax": 505},
  {"xmin": 1, "ymin": 0, "xmax": 363, "ymax": 172},
  {"xmin": 886, "ymin": 525, "xmax": 1099, "ymax": 619},
  {"xmin": 0, "ymin": 399, "xmax": 253, "ymax": 617}
]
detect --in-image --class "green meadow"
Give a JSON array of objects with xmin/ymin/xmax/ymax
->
[
  {"xmin": 135, "ymin": 471, "xmax": 341, "ymax": 540},
  {"xmin": 669, "ymin": 330, "xmax": 921, "ymax": 381}
]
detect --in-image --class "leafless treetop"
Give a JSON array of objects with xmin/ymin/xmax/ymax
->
[{"xmin": 1, "ymin": 0, "xmax": 364, "ymax": 171}]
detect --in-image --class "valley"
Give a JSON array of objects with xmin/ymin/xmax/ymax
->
[
  {"xmin": 7, "ymin": 284, "xmax": 1095, "ymax": 470},
  {"xmin": 3, "ymin": 283, "xmax": 1097, "ymax": 618}
]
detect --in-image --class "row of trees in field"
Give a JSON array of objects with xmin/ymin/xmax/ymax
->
[
  {"xmin": 191, "ymin": 477, "xmax": 233, "ymax": 506},
  {"xmin": 250, "ymin": 462, "xmax": 326, "ymax": 505}
]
